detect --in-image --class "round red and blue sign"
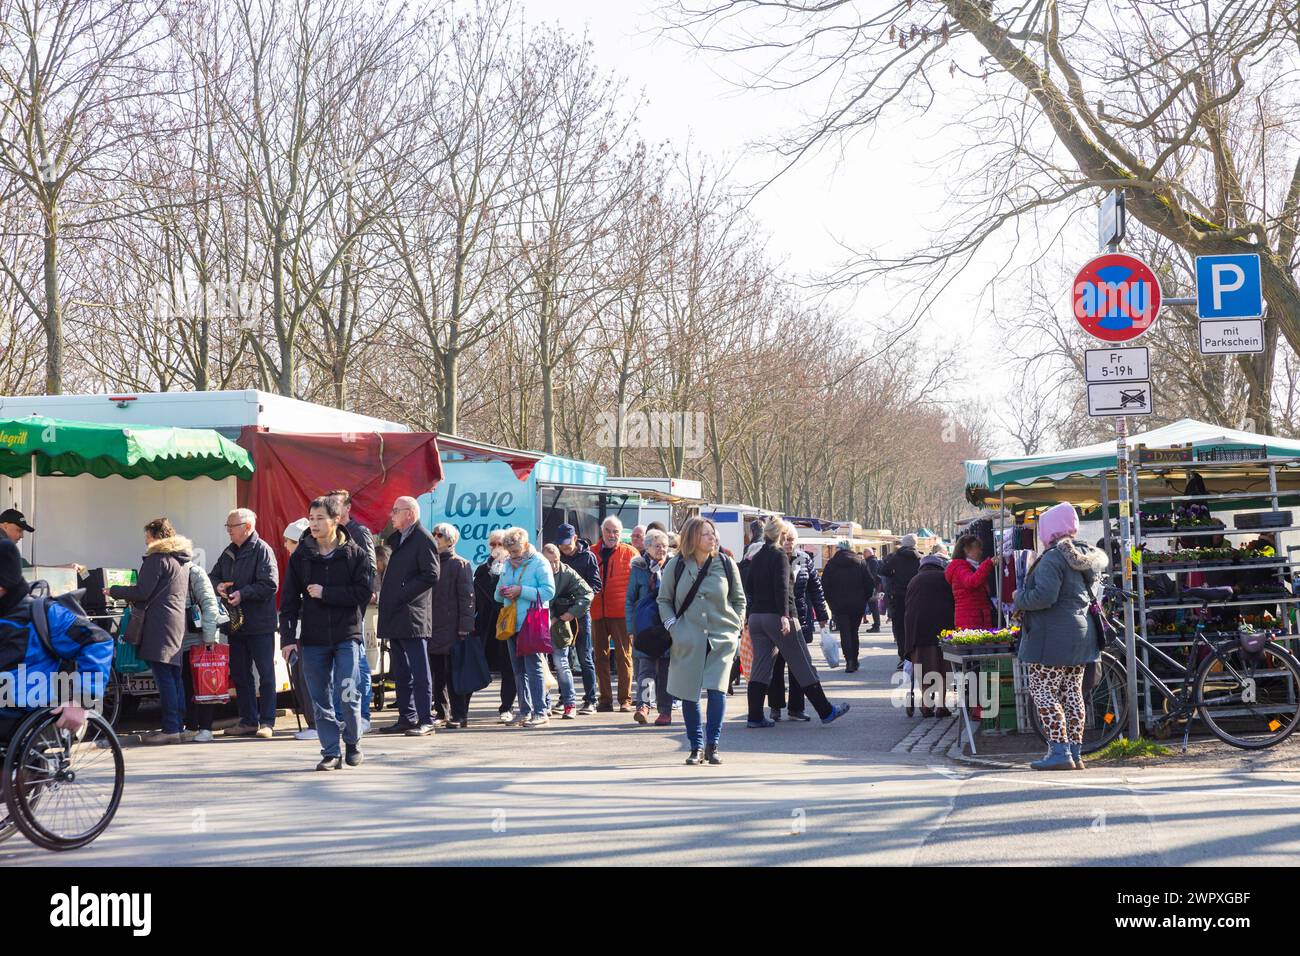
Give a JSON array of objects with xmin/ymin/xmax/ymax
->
[{"xmin": 1071, "ymin": 253, "xmax": 1161, "ymax": 343}]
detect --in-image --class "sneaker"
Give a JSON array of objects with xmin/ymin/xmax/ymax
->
[
  {"xmin": 379, "ymin": 721, "xmax": 416, "ymax": 735},
  {"xmin": 193, "ymin": 729, "xmax": 215, "ymax": 743},
  {"xmin": 404, "ymin": 724, "xmax": 435, "ymax": 736},
  {"xmin": 634, "ymin": 705, "xmax": 649, "ymax": 724},
  {"xmin": 787, "ymin": 711, "xmax": 811, "ymax": 722},
  {"xmin": 770, "ymin": 708, "xmax": 783, "ymax": 722},
  {"xmin": 316, "ymin": 755, "xmax": 342, "ymax": 771},
  {"xmin": 821, "ymin": 703, "xmax": 851, "ymax": 725},
  {"xmin": 223, "ymin": 723, "xmax": 257, "ymax": 737},
  {"xmin": 654, "ymin": 713, "xmax": 671, "ymax": 726},
  {"xmin": 498, "ymin": 710, "xmax": 516, "ymax": 724},
  {"xmin": 255, "ymin": 725, "xmax": 274, "ymax": 739},
  {"xmin": 562, "ymin": 706, "xmax": 576, "ymax": 719},
  {"xmin": 578, "ymin": 702, "xmax": 597, "ymax": 715},
  {"xmin": 527, "ymin": 714, "xmax": 550, "ymax": 729},
  {"xmin": 551, "ymin": 703, "xmax": 566, "ymax": 716},
  {"xmin": 179, "ymin": 729, "xmax": 199, "ymax": 742},
  {"xmin": 294, "ymin": 728, "xmax": 319, "ymax": 741},
  {"xmin": 507, "ymin": 711, "xmax": 529, "ymax": 726},
  {"xmin": 345, "ymin": 745, "xmax": 364, "ymax": 767},
  {"xmin": 142, "ymin": 731, "xmax": 182, "ymax": 745}
]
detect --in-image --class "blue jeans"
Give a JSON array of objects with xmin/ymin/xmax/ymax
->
[
  {"xmin": 339, "ymin": 642, "xmax": 372, "ymax": 723},
  {"xmin": 551, "ymin": 647, "xmax": 576, "ymax": 708},
  {"xmin": 230, "ymin": 631, "xmax": 277, "ymax": 728},
  {"xmin": 301, "ymin": 641, "xmax": 362, "ymax": 758},
  {"xmin": 507, "ymin": 636, "xmax": 547, "ymax": 718},
  {"xmin": 574, "ymin": 613, "xmax": 597, "ymax": 706},
  {"xmin": 681, "ymin": 689, "xmax": 726, "ymax": 750},
  {"xmin": 149, "ymin": 660, "xmax": 185, "ymax": 735}
]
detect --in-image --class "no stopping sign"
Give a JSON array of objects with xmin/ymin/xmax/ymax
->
[{"xmin": 1071, "ymin": 253, "xmax": 1162, "ymax": 343}]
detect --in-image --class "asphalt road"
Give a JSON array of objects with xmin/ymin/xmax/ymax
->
[{"xmin": 6, "ymin": 623, "xmax": 1299, "ymax": 866}]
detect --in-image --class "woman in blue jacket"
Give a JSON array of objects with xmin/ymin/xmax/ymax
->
[
  {"xmin": 627, "ymin": 529, "xmax": 672, "ymax": 725},
  {"xmin": 495, "ymin": 527, "xmax": 557, "ymax": 728}
]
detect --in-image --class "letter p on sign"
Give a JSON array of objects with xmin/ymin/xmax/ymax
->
[{"xmin": 1196, "ymin": 254, "xmax": 1263, "ymax": 320}]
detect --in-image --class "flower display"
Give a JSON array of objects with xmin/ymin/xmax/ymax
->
[{"xmin": 939, "ymin": 626, "xmax": 1020, "ymax": 646}]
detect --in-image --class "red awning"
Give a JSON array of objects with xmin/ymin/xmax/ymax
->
[
  {"xmin": 434, "ymin": 433, "xmax": 544, "ymax": 481},
  {"xmin": 237, "ymin": 428, "xmax": 444, "ymax": 568}
]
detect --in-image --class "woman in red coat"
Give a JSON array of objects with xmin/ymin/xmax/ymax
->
[{"xmin": 945, "ymin": 534, "xmax": 995, "ymax": 629}]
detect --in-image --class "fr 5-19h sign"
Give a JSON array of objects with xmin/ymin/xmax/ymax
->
[{"xmin": 1072, "ymin": 253, "xmax": 1162, "ymax": 343}]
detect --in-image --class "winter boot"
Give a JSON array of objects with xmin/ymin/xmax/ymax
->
[
  {"xmin": 1069, "ymin": 742, "xmax": 1086, "ymax": 770},
  {"xmin": 1030, "ymin": 742, "xmax": 1076, "ymax": 771}
]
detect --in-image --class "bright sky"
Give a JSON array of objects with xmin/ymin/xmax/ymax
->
[{"xmin": 522, "ymin": 0, "xmax": 1070, "ymax": 452}]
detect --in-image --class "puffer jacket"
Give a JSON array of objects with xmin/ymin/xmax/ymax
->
[
  {"xmin": 590, "ymin": 540, "xmax": 637, "ymax": 621},
  {"xmin": 279, "ymin": 529, "xmax": 373, "ymax": 647},
  {"xmin": 790, "ymin": 549, "xmax": 828, "ymax": 641},
  {"xmin": 945, "ymin": 557, "xmax": 995, "ymax": 630},
  {"xmin": 1015, "ymin": 537, "xmax": 1109, "ymax": 666},
  {"xmin": 110, "ymin": 535, "xmax": 193, "ymax": 666}
]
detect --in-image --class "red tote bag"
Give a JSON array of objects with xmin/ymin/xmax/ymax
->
[
  {"xmin": 516, "ymin": 605, "xmax": 553, "ymax": 656},
  {"xmin": 190, "ymin": 644, "xmax": 232, "ymax": 704}
]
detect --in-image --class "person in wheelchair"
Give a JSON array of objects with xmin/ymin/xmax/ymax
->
[{"xmin": 0, "ymin": 538, "xmax": 113, "ymax": 735}]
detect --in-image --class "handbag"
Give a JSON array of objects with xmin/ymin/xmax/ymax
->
[
  {"xmin": 451, "ymin": 634, "xmax": 492, "ymax": 695},
  {"xmin": 121, "ymin": 604, "xmax": 146, "ymax": 646},
  {"xmin": 632, "ymin": 564, "xmax": 670, "ymax": 658},
  {"xmin": 495, "ymin": 600, "xmax": 518, "ymax": 641},
  {"xmin": 517, "ymin": 605, "xmax": 553, "ymax": 655},
  {"xmin": 190, "ymin": 644, "xmax": 231, "ymax": 703}
]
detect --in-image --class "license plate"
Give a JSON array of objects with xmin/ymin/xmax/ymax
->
[{"xmin": 125, "ymin": 674, "xmax": 157, "ymax": 695}]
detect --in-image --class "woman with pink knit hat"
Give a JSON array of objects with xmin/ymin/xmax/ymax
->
[{"xmin": 1014, "ymin": 502, "xmax": 1109, "ymax": 771}]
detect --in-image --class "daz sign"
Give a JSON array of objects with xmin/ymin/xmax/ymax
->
[{"xmin": 1072, "ymin": 253, "xmax": 1162, "ymax": 343}]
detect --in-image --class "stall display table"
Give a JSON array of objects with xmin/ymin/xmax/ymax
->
[{"xmin": 941, "ymin": 645, "xmax": 1021, "ymax": 755}]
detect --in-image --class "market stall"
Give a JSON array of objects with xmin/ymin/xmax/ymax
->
[{"xmin": 961, "ymin": 418, "xmax": 1300, "ymax": 746}]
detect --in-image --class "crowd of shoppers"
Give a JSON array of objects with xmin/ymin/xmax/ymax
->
[{"xmin": 101, "ymin": 503, "xmax": 887, "ymax": 770}]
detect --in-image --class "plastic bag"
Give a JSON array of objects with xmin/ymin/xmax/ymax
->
[
  {"xmin": 190, "ymin": 643, "xmax": 231, "ymax": 703},
  {"xmin": 820, "ymin": 626, "xmax": 842, "ymax": 668}
]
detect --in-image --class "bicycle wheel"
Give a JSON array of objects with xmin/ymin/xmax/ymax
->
[
  {"xmin": 3, "ymin": 711, "xmax": 125, "ymax": 851},
  {"xmin": 1028, "ymin": 653, "xmax": 1129, "ymax": 754},
  {"xmin": 1196, "ymin": 644, "xmax": 1300, "ymax": 748}
]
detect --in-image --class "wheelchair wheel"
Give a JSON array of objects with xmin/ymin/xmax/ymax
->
[{"xmin": 3, "ymin": 710, "xmax": 124, "ymax": 851}]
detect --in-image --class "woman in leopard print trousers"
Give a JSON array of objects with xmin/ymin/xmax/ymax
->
[
  {"xmin": 1014, "ymin": 501, "xmax": 1109, "ymax": 771},
  {"xmin": 1027, "ymin": 664, "xmax": 1085, "ymax": 747}
]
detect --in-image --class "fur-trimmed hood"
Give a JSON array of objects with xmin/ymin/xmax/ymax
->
[
  {"xmin": 146, "ymin": 535, "xmax": 193, "ymax": 559},
  {"xmin": 1054, "ymin": 536, "xmax": 1108, "ymax": 575}
]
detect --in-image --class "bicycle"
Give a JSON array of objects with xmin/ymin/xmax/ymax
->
[
  {"xmin": 1029, "ymin": 585, "xmax": 1300, "ymax": 753},
  {"xmin": 0, "ymin": 708, "xmax": 125, "ymax": 851}
]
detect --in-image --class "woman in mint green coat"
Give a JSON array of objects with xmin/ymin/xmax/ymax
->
[{"xmin": 659, "ymin": 518, "xmax": 745, "ymax": 765}]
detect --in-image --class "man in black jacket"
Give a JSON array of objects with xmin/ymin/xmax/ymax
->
[
  {"xmin": 864, "ymin": 548, "xmax": 883, "ymax": 632},
  {"xmin": 211, "ymin": 508, "xmax": 280, "ymax": 737},
  {"xmin": 879, "ymin": 535, "xmax": 922, "ymax": 665},
  {"xmin": 378, "ymin": 495, "xmax": 439, "ymax": 736},
  {"xmin": 328, "ymin": 490, "xmax": 376, "ymax": 727},
  {"xmin": 820, "ymin": 541, "xmax": 873, "ymax": 673},
  {"xmin": 279, "ymin": 496, "xmax": 373, "ymax": 769},
  {"xmin": 557, "ymin": 523, "xmax": 602, "ymax": 715}
]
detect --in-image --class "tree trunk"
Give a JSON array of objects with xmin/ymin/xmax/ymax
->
[{"xmin": 42, "ymin": 210, "xmax": 62, "ymax": 395}]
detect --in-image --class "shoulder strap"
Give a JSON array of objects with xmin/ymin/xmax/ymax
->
[{"xmin": 673, "ymin": 555, "xmax": 713, "ymax": 619}]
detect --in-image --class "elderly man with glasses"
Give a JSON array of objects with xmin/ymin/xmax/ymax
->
[
  {"xmin": 210, "ymin": 508, "xmax": 280, "ymax": 737},
  {"xmin": 377, "ymin": 496, "xmax": 440, "ymax": 735}
]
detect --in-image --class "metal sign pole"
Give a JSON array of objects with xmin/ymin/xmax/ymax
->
[{"xmin": 1115, "ymin": 417, "xmax": 1140, "ymax": 739}]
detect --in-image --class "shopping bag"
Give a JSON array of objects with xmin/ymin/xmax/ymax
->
[
  {"xmin": 495, "ymin": 600, "xmax": 519, "ymax": 641},
  {"xmin": 738, "ymin": 625, "xmax": 753, "ymax": 676},
  {"xmin": 451, "ymin": 634, "xmax": 492, "ymax": 695},
  {"xmin": 190, "ymin": 643, "xmax": 231, "ymax": 703},
  {"xmin": 516, "ymin": 605, "xmax": 553, "ymax": 655},
  {"xmin": 820, "ymin": 626, "xmax": 842, "ymax": 669}
]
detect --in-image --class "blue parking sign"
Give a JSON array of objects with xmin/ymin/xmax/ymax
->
[{"xmin": 1196, "ymin": 254, "xmax": 1262, "ymax": 319}]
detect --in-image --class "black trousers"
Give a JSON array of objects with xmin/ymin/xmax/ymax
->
[
  {"xmin": 869, "ymin": 594, "xmax": 881, "ymax": 629},
  {"xmin": 831, "ymin": 606, "xmax": 863, "ymax": 666},
  {"xmin": 486, "ymin": 634, "xmax": 516, "ymax": 713},
  {"xmin": 768, "ymin": 654, "xmax": 806, "ymax": 714},
  {"xmin": 430, "ymin": 651, "xmax": 471, "ymax": 722}
]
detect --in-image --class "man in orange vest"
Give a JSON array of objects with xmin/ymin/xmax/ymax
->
[{"xmin": 590, "ymin": 516, "xmax": 638, "ymax": 711}]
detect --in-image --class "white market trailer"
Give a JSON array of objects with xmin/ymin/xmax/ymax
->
[{"xmin": 0, "ymin": 390, "xmax": 406, "ymax": 569}]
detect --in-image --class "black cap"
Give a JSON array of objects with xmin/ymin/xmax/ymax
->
[{"xmin": 0, "ymin": 509, "xmax": 33, "ymax": 533}]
